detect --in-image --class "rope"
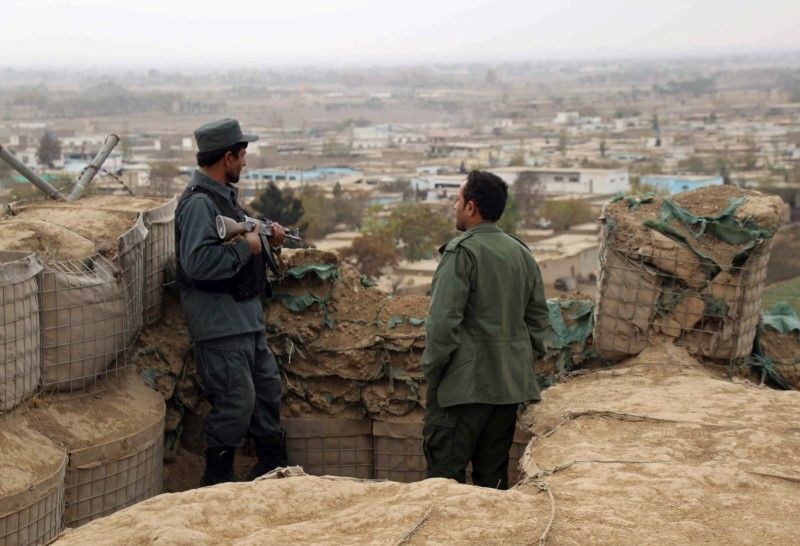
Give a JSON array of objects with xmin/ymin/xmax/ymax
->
[
  {"xmin": 394, "ymin": 505, "xmax": 433, "ymax": 546},
  {"xmin": 536, "ymin": 481, "xmax": 556, "ymax": 546}
]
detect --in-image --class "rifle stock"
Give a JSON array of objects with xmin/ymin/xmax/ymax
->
[{"xmin": 216, "ymin": 216, "xmax": 251, "ymax": 241}]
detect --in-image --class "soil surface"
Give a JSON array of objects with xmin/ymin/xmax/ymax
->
[
  {"xmin": 0, "ymin": 218, "xmax": 96, "ymax": 262},
  {"xmin": 55, "ymin": 473, "xmax": 550, "ymax": 545},
  {"xmin": 518, "ymin": 340, "xmax": 800, "ymax": 545},
  {"xmin": 0, "ymin": 415, "xmax": 65, "ymax": 497}
]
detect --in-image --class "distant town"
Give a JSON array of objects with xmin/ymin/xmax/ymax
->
[{"xmin": 2, "ymin": 53, "xmax": 799, "ymax": 301}]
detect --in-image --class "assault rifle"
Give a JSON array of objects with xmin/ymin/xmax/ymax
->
[{"xmin": 216, "ymin": 215, "xmax": 302, "ymax": 275}]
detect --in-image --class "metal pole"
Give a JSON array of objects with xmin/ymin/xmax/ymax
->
[
  {"xmin": 67, "ymin": 133, "xmax": 120, "ymax": 201},
  {"xmin": 0, "ymin": 144, "xmax": 66, "ymax": 201}
]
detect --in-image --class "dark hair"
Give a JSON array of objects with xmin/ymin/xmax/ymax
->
[
  {"xmin": 463, "ymin": 170, "xmax": 508, "ymax": 221},
  {"xmin": 196, "ymin": 142, "xmax": 248, "ymax": 167}
]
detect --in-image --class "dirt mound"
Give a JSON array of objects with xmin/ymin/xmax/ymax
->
[
  {"xmin": 11, "ymin": 205, "xmax": 138, "ymax": 257},
  {"xmin": 518, "ymin": 339, "xmax": 800, "ymax": 544},
  {"xmin": 0, "ymin": 218, "xmax": 96, "ymax": 262},
  {"xmin": 55, "ymin": 473, "xmax": 550, "ymax": 545},
  {"xmin": 67, "ymin": 195, "xmax": 172, "ymax": 213}
]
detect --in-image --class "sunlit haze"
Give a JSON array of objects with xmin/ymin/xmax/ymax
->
[{"xmin": 2, "ymin": 0, "xmax": 800, "ymax": 67}]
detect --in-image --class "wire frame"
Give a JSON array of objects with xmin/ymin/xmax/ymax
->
[
  {"xmin": 284, "ymin": 418, "xmax": 373, "ymax": 479},
  {"xmin": 142, "ymin": 197, "xmax": 176, "ymax": 327},
  {"xmin": 143, "ymin": 220, "xmax": 174, "ymax": 326},
  {"xmin": 39, "ymin": 255, "xmax": 131, "ymax": 396},
  {"xmin": 372, "ymin": 421, "xmax": 426, "ymax": 483},
  {"xmin": 117, "ymin": 215, "xmax": 147, "ymax": 343},
  {"xmin": 64, "ymin": 435, "xmax": 163, "ymax": 527},
  {"xmin": 593, "ymin": 232, "xmax": 774, "ymax": 367},
  {"xmin": 0, "ymin": 252, "xmax": 42, "ymax": 413},
  {"xmin": 0, "ymin": 460, "xmax": 65, "ymax": 546}
]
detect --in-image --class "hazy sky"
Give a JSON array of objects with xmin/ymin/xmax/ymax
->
[{"xmin": 2, "ymin": 0, "xmax": 800, "ymax": 67}]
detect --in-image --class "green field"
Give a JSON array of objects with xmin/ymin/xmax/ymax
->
[{"xmin": 762, "ymin": 276, "xmax": 800, "ymax": 315}]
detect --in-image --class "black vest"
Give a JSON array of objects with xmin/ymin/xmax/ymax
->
[{"xmin": 175, "ymin": 184, "xmax": 270, "ymax": 302}]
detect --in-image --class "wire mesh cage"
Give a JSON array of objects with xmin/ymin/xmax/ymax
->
[
  {"xmin": 40, "ymin": 255, "xmax": 131, "ymax": 394},
  {"xmin": 284, "ymin": 418, "xmax": 374, "ymax": 479},
  {"xmin": 116, "ymin": 215, "xmax": 147, "ymax": 343},
  {"xmin": 142, "ymin": 197, "xmax": 176, "ymax": 327},
  {"xmin": 372, "ymin": 421, "xmax": 426, "ymax": 483},
  {"xmin": 64, "ymin": 430, "xmax": 163, "ymax": 528},
  {"xmin": 0, "ymin": 423, "xmax": 67, "ymax": 546},
  {"xmin": 0, "ymin": 251, "xmax": 43, "ymax": 413},
  {"xmin": 593, "ymin": 200, "xmax": 777, "ymax": 369}
]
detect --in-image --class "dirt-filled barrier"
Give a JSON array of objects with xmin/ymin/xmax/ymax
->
[
  {"xmin": 753, "ymin": 302, "xmax": 800, "ymax": 389},
  {"xmin": 11, "ymin": 203, "xmax": 149, "ymax": 346},
  {"xmin": 0, "ymin": 251, "xmax": 43, "ymax": 413},
  {"xmin": 39, "ymin": 255, "xmax": 129, "ymax": 393},
  {"xmin": 141, "ymin": 197, "xmax": 177, "ymax": 326},
  {"xmin": 146, "ymin": 248, "xmax": 596, "ymax": 486},
  {"xmin": 70, "ymin": 195, "xmax": 179, "ymax": 326},
  {"xmin": 0, "ymin": 417, "xmax": 67, "ymax": 546},
  {"xmin": 27, "ymin": 377, "xmax": 165, "ymax": 527},
  {"xmin": 594, "ymin": 186, "xmax": 785, "ymax": 362},
  {"xmin": 0, "ymin": 218, "xmax": 96, "ymax": 264},
  {"xmin": 268, "ymin": 249, "xmax": 428, "ymax": 422},
  {"xmin": 54, "ymin": 471, "xmax": 551, "ymax": 545},
  {"xmin": 284, "ymin": 418, "xmax": 373, "ymax": 479},
  {"xmin": 518, "ymin": 339, "xmax": 800, "ymax": 543},
  {"xmin": 0, "ymin": 196, "xmax": 176, "ymax": 397}
]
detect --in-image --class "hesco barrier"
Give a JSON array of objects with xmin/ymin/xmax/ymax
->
[
  {"xmin": 115, "ymin": 215, "xmax": 148, "ymax": 342},
  {"xmin": 372, "ymin": 421, "xmax": 426, "ymax": 482},
  {"xmin": 39, "ymin": 255, "xmax": 129, "ymax": 394},
  {"xmin": 593, "ymin": 187, "xmax": 785, "ymax": 363},
  {"xmin": 27, "ymin": 378, "xmax": 165, "ymax": 528},
  {"xmin": 0, "ymin": 252, "xmax": 42, "ymax": 413},
  {"xmin": 284, "ymin": 418, "xmax": 373, "ymax": 479},
  {"xmin": 0, "ymin": 419, "xmax": 67, "ymax": 546},
  {"xmin": 141, "ymin": 197, "xmax": 177, "ymax": 326}
]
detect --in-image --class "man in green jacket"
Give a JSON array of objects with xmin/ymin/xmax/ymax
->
[{"xmin": 422, "ymin": 170, "xmax": 548, "ymax": 489}]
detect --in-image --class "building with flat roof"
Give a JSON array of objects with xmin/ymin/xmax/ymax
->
[
  {"xmin": 491, "ymin": 167, "xmax": 630, "ymax": 195},
  {"xmin": 640, "ymin": 174, "xmax": 723, "ymax": 195}
]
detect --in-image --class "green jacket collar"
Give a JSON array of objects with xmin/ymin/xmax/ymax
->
[
  {"xmin": 467, "ymin": 223, "xmax": 500, "ymax": 234},
  {"xmin": 192, "ymin": 168, "xmax": 237, "ymax": 202}
]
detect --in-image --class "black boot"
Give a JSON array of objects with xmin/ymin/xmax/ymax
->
[
  {"xmin": 249, "ymin": 431, "xmax": 288, "ymax": 480},
  {"xmin": 200, "ymin": 447, "xmax": 236, "ymax": 486}
]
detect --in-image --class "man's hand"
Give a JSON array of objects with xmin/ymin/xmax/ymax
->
[
  {"xmin": 245, "ymin": 229, "xmax": 262, "ymax": 255},
  {"xmin": 269, "ymin": 222, "xmax": 286, "ymax": 247}
]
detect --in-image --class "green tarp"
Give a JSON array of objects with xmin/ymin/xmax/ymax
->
[
  {"xmin": 641, "ymin": 196, "xmax": 773, "ymax": 268},
  {"xmin": 544, "ymin": 298, "xmax": 595, "ymax": 351},
  {"xmin": 761, "ymin": 302, "xmax": 800, "ymax": 334},
  {"xmin": 283, "ymin": 264, "xmax": 340, "ymax": 281}
]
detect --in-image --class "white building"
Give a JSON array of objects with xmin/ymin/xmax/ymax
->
[
  {"xmin": 352, "ymin": 125, "xmax": 390, "ymax": 149},
  {"xmin": 492, "ymin": 168, "xmax": 630, "ymax": 195},
  {"xmin": 554, "ymin": 112, "xmax": 580, "ymax": 124}
]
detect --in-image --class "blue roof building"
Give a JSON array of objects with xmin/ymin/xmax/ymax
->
[{"xmin": 640, "ymin": 174, "xmax": 723, "ymax": 195}]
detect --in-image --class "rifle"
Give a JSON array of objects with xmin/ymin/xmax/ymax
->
[{"xmin": 216, "ymin": 215, "xmax": 302, "ymax": 275}]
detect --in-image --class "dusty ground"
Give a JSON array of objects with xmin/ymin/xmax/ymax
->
[
  {"xmin": 54, "ymin": 339, "xmax": 800, "ymax": 545},
  {"xmin": 55, "ymin": 473, "xmax": 550, "ymax": 545},
  {"xmin": 518, "ymin": 340, "xmax": 800, "ymax": 545}
]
